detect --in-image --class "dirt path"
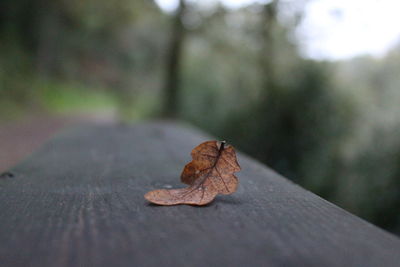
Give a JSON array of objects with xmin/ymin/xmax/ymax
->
[{"xmin": 0, "ymin": 114, "xmax": 115, "ymax": 172}]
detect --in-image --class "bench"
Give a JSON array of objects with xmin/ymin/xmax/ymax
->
[{"xmin": 1, "ymin": 121, "xmax": 399, "ymax": 266}]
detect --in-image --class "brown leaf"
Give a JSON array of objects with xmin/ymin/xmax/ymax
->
[{"xmin": 144, "ymin": 140, "xmax": 241, "ymax": 206}]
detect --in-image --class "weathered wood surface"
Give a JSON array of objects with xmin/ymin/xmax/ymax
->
[{"xmin": 0, "ymin": 122, "xmax": 399, "ymax": 267}]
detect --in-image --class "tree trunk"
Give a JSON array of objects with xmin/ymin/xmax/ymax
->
[
  {"xmin": 260, "ymin": 0, "xmax": 279, "ymax": 96},
  {"xmin": 162, "ymin": 0, "xmax": 186, "ymax": 118}
]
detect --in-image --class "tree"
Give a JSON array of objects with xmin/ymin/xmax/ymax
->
[
  {"xmin": 162, "ymin": 0, "xmax": 187, "ymax": 118},
  {"xmin": 259, "ymin": 0, "xmax": 279, "ymax": 96}
]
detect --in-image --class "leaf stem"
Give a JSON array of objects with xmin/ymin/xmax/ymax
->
[{"xmin": 219, "ymin": 140, "xmax": 226, "ymax": 152}]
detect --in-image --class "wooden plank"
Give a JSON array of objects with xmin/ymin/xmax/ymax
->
[{"xmin": 0, "ymin": 121, "xmax": 399, "ymax": 267}]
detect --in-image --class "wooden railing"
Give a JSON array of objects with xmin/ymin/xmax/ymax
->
[{"xmin": 0, "ymin": 121, "xmax": 399, "ymax": 267}]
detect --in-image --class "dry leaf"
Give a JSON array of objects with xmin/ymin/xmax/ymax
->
[{"xmin": 144, "ymin": 140, "xmax": 241, "ymax": 206}]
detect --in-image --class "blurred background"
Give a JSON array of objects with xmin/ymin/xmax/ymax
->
[{"xmin": 1, "ymin": 0, "xmax": 399, "ymax": 235}]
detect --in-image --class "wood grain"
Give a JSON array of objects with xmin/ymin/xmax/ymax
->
[{"xmin": 0, "ymin": 121, "xmax": 399, "ymax": 267}]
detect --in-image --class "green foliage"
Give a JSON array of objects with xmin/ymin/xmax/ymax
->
[
  {"xmin": 38, "ymin": 81, "xmax": 116, "ymax": 113},
  {"xmin": 0, "ymin": 0, "xmax": 165, "ymax": 121},
  {"xmin": 218, "ymin": 61, "xmax": 355, "ymax": 197}
]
